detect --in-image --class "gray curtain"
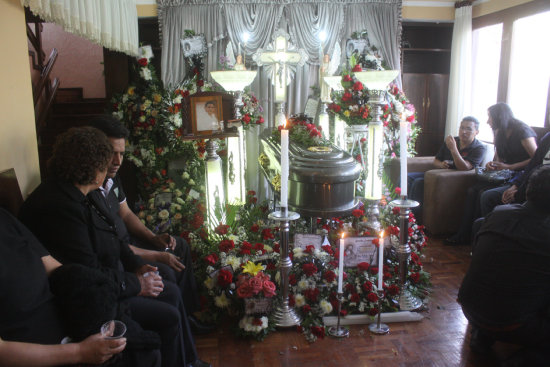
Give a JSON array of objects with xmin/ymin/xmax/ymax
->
[{"xmin": 157, "ymin": 0, "xmax": 402, "ymax": 198}]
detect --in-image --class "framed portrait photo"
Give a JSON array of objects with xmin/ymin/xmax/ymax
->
[
  {"xmin": 190, "ymin": 94, "xmax": 223, "ymax": 135},
  {"xmin": 342, "ymin": 236, "xmax": 379, "ymax": 267}
]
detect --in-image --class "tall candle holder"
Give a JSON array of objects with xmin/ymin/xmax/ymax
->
[
  {"xmin": 268, "ymin": 208, "xmax": 302, "ymax": 327},
  {"xmin": 328, "ymin": 292, "xmax": 349, "ymax": 338},
  {"xmin": 368, "ymin": 289, "xmax": 389, "ymax": 334},
  {"xmin": 390, "ymin": 197, "xmax": 423, "ymax": 311}
]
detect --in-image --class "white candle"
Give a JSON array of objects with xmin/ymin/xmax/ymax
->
[
  {"xmin": 338, "ymin": 234, "xmax": 345, "ymax": 293},
  {"xmin": 399, "ymin": 116, "xmax": 408, "ymax": 197},
  {"xmin": 280, "ymin": 124, "xmax": 289, "ymax": 209},
  {"xmin": 377, "ymin": 231, "xmax": 384, "ymax": 290},
  {"xmin": 238, "ymin": 43, "xmax": 241, "ymax": 58}
]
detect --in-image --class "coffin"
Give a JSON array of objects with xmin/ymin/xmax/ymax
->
[{"xmin": 260, "ymin": 136, "xmax": 361, "ymax": 218}]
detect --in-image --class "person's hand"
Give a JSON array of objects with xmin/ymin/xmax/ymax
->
[
  {"xmin": 157, "ymin": 251, "xmax": 185, "ymax": 272},
  {"xmin": 151, "ymin": 233, "xmax": 176, "ymax": 251},
  {"xmin": 486, "ymin": 161, "xmax": 508, "ymax": 171},
  {"xmin": 502, "ymin": 185, "xmax": 518, "ymax": 204},
  {"xmin": 435, "ymin": 160, "xmax": 451, "ymax": 169},
  {"xmin": 77, "ymin": 333, "xmax": 126, "ymax": 365},
  {"xmin": 136, "ymin": 264, "xmax": 163, "ymax": 297},
  {"xmin": 445, "ymin": 135, "xmax": 457, "ymax": 151}
]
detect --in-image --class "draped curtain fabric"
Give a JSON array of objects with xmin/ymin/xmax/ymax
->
[
  {"xmin": 157, "ymin": 0, "xmax": 402, "ymax": 197},
  {"xmin": 445, "ymin": 4, "xmax": 472, "ymax": 136},
  {"xmin": 22, "ymin": 0, "xmax": 139, "ymax": 56}
]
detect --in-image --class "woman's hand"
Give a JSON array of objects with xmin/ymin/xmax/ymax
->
[
  {"xmin": 486, "ymin": 161, "xmax": 509, "ymax": 171},
  {"xmin": 502, "ymin": 185, "xmax": 518, "ymax": 204},
  {"xmin": 136, "ymin": 264, "xmax": 163, "ymax": 297},
  {"xmin": 156, "ymin": 252, "xmax": 185, "ymax": 272},
  {"xmin": 78, "ymin": 333, "xmax": 126, "ymax": 365}
]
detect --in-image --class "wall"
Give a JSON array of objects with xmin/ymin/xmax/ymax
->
[
  {"xmin": 0, "ymin": 0, "xmax": 41, "ymax": 197},
  {"xmin": 42, "ymin": 23, "xmax": 105, "ymax": 99}
]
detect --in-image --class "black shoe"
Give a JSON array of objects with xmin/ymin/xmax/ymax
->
[
  {"xmin": 188, "ymin": 315, "xmax": 216, "ymax": 335},
  {"xmin": 469, "ymin": 327, "xmax": 494, "ymax": 355},
  {"xmin": 187, "ymin": 359, "xmax": 212, "ymax": 367}
]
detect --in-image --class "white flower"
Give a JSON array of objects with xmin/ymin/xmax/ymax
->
[
  {"xmin": 294, "ymin": 294, "xmax": 305, "ymax": 307},
  {"xmin": 214, "ymin": 292, "xmax": 231, "ymax": 308},
  {"xmin": 238, "ymin": 316, "xmax": 267, "ymax": 333},
  {"xmin": 112, "ymin": 110, "xmax": 123, "ymax": 120},
  {"xmin": 138, "ymin": 45, "xmax": 154, "ymax": 60},
  {"xmin": 173, "ymin": 95, "xmax": 183, "ymax": 104},
  {"xmin": 158, "ymin": 209, "xmax": 170, "ymax": 220},
  {"xmin": 222, "ymin": 255, "xmax": 241, "ymax": 271},
  {"xmin": 188, "ymin": 179, "xmax": 195, "ymax": 186},
  {"xmin": 297, "ymin": 279, "xmax": 309, "ymax": 291},
  {"xmin": 319, "ymin": 299, "xmax": 333, "ymax": 315},
  {"xmin": 140, "ymin": 68, "xmax": 152, "ymax": 81},
  {"xmin": 227, "ymin": 234, "xmax": 239, "ymax": 244},
  {"xmin": 293, "ymin": 247, "xmax": 304, "ymax": 259},
  {"xmin": 182, "ymin": 172, "xmax": 190, "ymax": 180},
  {"xmin": 206, "ymin": 265, "xmax": 215, "ymax": 274}
]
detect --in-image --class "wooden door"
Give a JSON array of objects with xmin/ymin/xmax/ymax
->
[
  {"xmin": 421, "ymin": 74, "xmax": 449, "ymax": 156},
  {"xmin": 402, "ymin": 73, "xmax": 428, "ymax": 155}
]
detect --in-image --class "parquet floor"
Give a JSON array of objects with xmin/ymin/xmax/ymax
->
[{"xmin": 195, "ymin": 237, "xmax": 519, "ymax": 367}]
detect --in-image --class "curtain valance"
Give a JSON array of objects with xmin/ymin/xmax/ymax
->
[{"xmin": 22, "ymin": 0, "xmax": 139, "ymax": 56}]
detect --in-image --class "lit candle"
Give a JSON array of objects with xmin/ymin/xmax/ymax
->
[
  {"xmin": 280, "ymin": 122, "xmax": 289, "ymax": 210},
  {"xmin": 399, "ymin": 115, "xmax": 408, "ymax": 197},
  {"xmin": 377, "ymin": 231, "xmax": 384, "ymax": 290},
  {"xmin": 338, "ymin": 233, "xmax": 345, "ymax": 293}
]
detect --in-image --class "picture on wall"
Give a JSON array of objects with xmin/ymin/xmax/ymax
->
[{"xmin": 190, "ymin": 95, "xmax": 223, "ymax": 135}]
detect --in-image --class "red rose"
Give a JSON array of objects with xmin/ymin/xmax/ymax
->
[
  {"xmin": 204, "ymin": 253, "xmax": 219, "ymax": 265},
  {"xmin": 217, "ymin": 269, "xmax": 233, "ymax": 287},
  {"xmin": 339, "ymin": 309, "xmax": 348, "ymax": 316},
  {"xmin": 289, "ymin": 273, "xmax": 297, "ymax": 285},
  {"xmin": 249, "ymin": 276, "xmax": 263, "ymax": 295},
  {"xmin": 257, "ymin": 116, "xmax": 265, "ymax": 124},
  {"xmin": 197, "ymin": 80, "xmax": 204, "ymax": 87},
  {"xmin": 160, "ymin": 169, "xmax": 167, "ymax": 176},
  {"xmin": 342, "ymin": 92, "xmax": 352, "ymax": 102},
  {"xmin": 350, "ymin": 293, "xmax": 360, "ymax": 303},
  {"xmin": 218, "ymin": 239, "xmax": 235, "ymax": 253},
  {"xmin": 250, "ymin": 224, "xmax": 259, "ymax": 232},
  {"xmin": 387, "ymin": 284, "xmax": 400, "ymax": 295},
  {"xmin": 331, "ymin": 104, "xmax": 341, "ymax": 113},
  {"xmin": 357, "ymin": 262, "xmax": 370, "ymax": 272},
  {"xmin": 352, "ymin": 209, "xmax": 364, "ymax": 218},
  {"xmin": 343, "ymin": 74, "xmax": 352, "ymax": 82},
  {"xmin": 252, "ymin": 318, "xmax": 263, "ymax": 326},
  {"xmin": 240, "ymin": 241, "xmax": 252, "ymax": 255},
  {"xmin": 305, "ymin": 245, "xmax": 315, "ymax": 254},
  {"xmin": 242, "ymin": 114, "xmax": 251, "ymax": 123},
  {"xmin": 302, "ymin": 304, "xmax": 312, "ymax": 313},
  {"xmin": 323, "ymin": 270, "xmax": 336, "ymax": 283},
  {"xmin": 182, "ymin": 90, "xmax": 190, "ymax": 97},
  {"xmin": 302, "ymin": 263, "xmax": 318, "ymax": 277},
  {"xmin": 261, "ymin": 228, "xmax": 274, "ymax": 240},
  {"xmin": 362, "ymin": 281, "xmax": 373, "ymax": 293},
  {"xmin": 395, "ymin": 187, "xmax": 402, "ymax": 195},
  {"xmin": 369, "ymin": 307, "xmax": 379, "ymax": 316},
  {"xmin": 353, "ymin": 81, "xmax": 363, "ymax": 91},
  {"xmin": 236, "ymin": 282, "xmax": 253, "ymax": 298},
  {"xmin": 410, "ymin": 272, "xmax": 421, "ymax": 284},
  {"xmin": 273, "ymin": 243, "xmax": 280, "ymax": 253},
  {"xmin": 262, "ymin": 280, "xmax": 276, "ymax": 297},
  {"xmin": 367, "ymin": 292, "xmax": 379, "ymax": 303},
  {"xmin": 370, "ymin": 266, "xmax": 378, "ymax": 275},
  {"xmin": 215, "ymin": 224, "xmax": 230, "ymax": 235},
  {"xmin": 138, "ymin": 58, "xmax": 148, "ymax": 66},
  {"xmin": 352, "ymin": 64, "xmax": 363, "ymax": 72},
  {"xmin": 322, "ymin": 245, "xmax": 334, "ymax": 256}
]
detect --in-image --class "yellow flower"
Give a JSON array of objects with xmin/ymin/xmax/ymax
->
[
  {"xmin": 127, "ymin": 86, "xmax": 135, "ymax": 95},
  {"xmin": 241, "ymin": 261, "xmax": 264, "ymax": 276},
  {"xmin": 153, "ymin": 93, "xmax": 162, "ymax": 103},
  {"xmin": 344, "ymin": 110, "xmax": 351, "ymax": 117},
  {"xmin": 214, "ymin": 292, "xmax": 231, "ymax": 308},
  {"xmin": 204, "ymin": 277, "xmax": 214, "ymax": 290}
]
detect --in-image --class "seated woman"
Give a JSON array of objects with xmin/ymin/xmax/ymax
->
[
  {"xmin": 445, "ymin": 102, "xmax": 537, "ymax": 245},
  {"xmin": 0, "ymin": 208, "xmax": 160, "ymax": 367},
  {"xmin": 19, "ymin": 127, "xmax": 208, "ymax": 367}
]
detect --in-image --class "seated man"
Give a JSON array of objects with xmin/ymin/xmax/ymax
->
[
  {"xmin": 408, "ymin": 116, "xmax": 486, "ymax": 219},
  {"xmin": 480, "ymin": 131, "xmax": 550, "ymax": 216},
  {"xmin": 0, "ymin": 207, "xmax": 160, "ymax": 367},
  {"xmin": 90, "ymin": 115, "xmax": 211, "ymax": 333},
  {"xmin": 458, "ymin": 166, "xmax": 550, "ymax": 365}
]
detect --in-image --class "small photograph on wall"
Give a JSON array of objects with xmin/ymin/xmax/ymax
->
[{"xmin": 190, "ymin": 95, "xmax": 223, "ymax": 135}]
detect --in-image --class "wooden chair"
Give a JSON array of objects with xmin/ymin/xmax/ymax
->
[{"xmin": 0, "ymin": 168, "xmax": 24, "ymax": 216}]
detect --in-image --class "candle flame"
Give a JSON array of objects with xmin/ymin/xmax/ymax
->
[
  {"xmin": 379, "ymin": 230, "xmax": 384, "ymax": 238},
  {"xmin": 341, "ymin": 232, "xmax": 345, "ymax": 239},
  {"xmin": 284, "ymin": 119, "xmax": 288, "ymax": 129}
]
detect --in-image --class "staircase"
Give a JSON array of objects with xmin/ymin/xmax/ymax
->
[{"xmin": 38, "ymin": 87, "xmax": 108, "ymax": 178}]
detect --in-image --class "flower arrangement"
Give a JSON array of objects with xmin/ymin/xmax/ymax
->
[
  {"xmin": 272, "ymin": 114, "xmax": 331, "ymax": 149},
  {"xmin": 239, "ymin": 87, "xmax": 265, "ymax": 129}
]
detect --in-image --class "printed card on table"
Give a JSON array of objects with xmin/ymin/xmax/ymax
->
[
  {"xmin": 342, "ymin": 236, "xmax": 378, "ymax": 267},
  {"xmin": 294, "ymin": 233, "xmax": 324, "ymax": 250},
  {"xmin": 244, "ymin": 298, "xmax": 273, "ymax": 315}
]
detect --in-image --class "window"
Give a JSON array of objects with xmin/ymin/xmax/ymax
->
[
  {"xmin": 470, "ymin": 23, "xmax": 502, "ymax": 141},
  {"xmin": 507, "ymin": 10, "xmax": 550, "ymax": 127}
]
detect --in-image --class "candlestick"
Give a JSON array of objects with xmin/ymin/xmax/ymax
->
[
  {"xmin": 328, "ymin": 292, "xmax": 349, "ymax": 338},
  {"xmin": 377, "ymin": 231, "xmax": 384, "ymax": 290},
  {"xmin": 280, "ymin": 125, "xmax": 289, "ymax": 210},
  {"xmin": 399, "ymin": 116, "xmax": 408, "ymax": 197},
  {"xmin": 338, "ymin": 234, "xmax": 345, "ymax": 293}
]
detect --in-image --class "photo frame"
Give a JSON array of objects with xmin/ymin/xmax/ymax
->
[
  {"xmin": 342, "ymin": 236, "xmax": 379, "ymax": 267},
  {"xmin": 190, "ymin": 94, "xmax": 223, "ymax": 135},
  {"xmin": 244, "ymin": 298, "xmax": 273, "ymax": 315}
]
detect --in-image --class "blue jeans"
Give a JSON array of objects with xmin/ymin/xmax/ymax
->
[
  {"xmin": 480, "ymin": 185, "xmax": 511, "ymax": 216},
  {"xmin": 407, "ymin": 172, "xmax": 425, "ymax": 221}
]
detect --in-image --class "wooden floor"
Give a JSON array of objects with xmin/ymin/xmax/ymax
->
[{"xmin": 195, "ymin": 237, "xmax": 519, "ymax": 367}]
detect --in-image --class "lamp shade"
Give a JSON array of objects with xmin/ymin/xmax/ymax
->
[
  {"xmin": 354, "ymin": 70, "xmax": 399, "ymax": 91},
  {"xmin": 210, "ymin": 70, "xmax": 257, "ymax": 92}
]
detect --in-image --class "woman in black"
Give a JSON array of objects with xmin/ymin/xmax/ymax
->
[
  {"xmin": 446, "ymin": 102, "xmax": 537, "ymax": 245},
  {"xmin": 19, "ymin": 127, "xmax": 201, "ymax": 367}
]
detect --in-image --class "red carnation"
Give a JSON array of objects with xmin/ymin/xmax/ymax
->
[
  {"xmin": 242, "ymin": 114, "xmax": 251, "ymax": 123},
  {"xmin": 215, "ymin": 224, "xmax": 230, "ymax": 235},
  {"xmin": 218, "ymin": 239, "xmax": 235, "ymax": 253},
  {"xmin": 343, "ymin": 74, "xmax": 352, "ymax": 82},
  {"xmin": 367, "ymin": 292, "xmax": 379, "ymax": 303},
  {"xmin": 352, "ymin": 209, "xmax": 364, "ymax": 218},
  {"xmin": 322, "ymin": 245, "xmax": 334, "ymax": 256},
  {"xmin": 197, "ymin": 80, "xmax": 204, "ymax": 87},
  {"xmin": 350, "ymin": 293, "xmax": 360, "ymax": 303},
  {"xmin": 217, "ymin": 269, "xmax": 233, "ymax": 287},
  {"xmin": 303, "ymin": 263, "xmax": 318, "ymax": 277},
  {"xmin": 303, "ymin": 304, "xmax": 312, "ymax": 313},
  {"xmin": 353, "ymin": 81, "xmax": 364, "ymax": 91},
  {"xmin": 323, "ymin": 270, "xmax": 336, "ymax": 283},
  {"xmin": 204, "ymin": 253, "xmax": 219, "ymax": 265},
  {"xmin": 362, "ymin": 281, "xmax": 373, "ymax": 292},
  {"xmin": 352, "ymin": 64, "xmax": 363, "ymax": 72},
  {"xmin": 138, "ymin": 58, "xmax": 148, "ymax": 66},
  {"xmin": 311, "ymin": 326, "xmax": 325, "ymax": 339},
  {"xmin": 250, "ymin": 224, "xmax": 259, "ymax": 232},
  {"xmin": 304, "ymin": 288, "xmax": 320, "ymax": 302},
  {"xmin": 357, "ymin": 262, "xmax": 370, "ymax": 272}
]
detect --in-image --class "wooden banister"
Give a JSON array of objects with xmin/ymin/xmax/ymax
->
[{"xmin": 33, "ymin": 48, "xmax": 58, "ymax": 104}]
